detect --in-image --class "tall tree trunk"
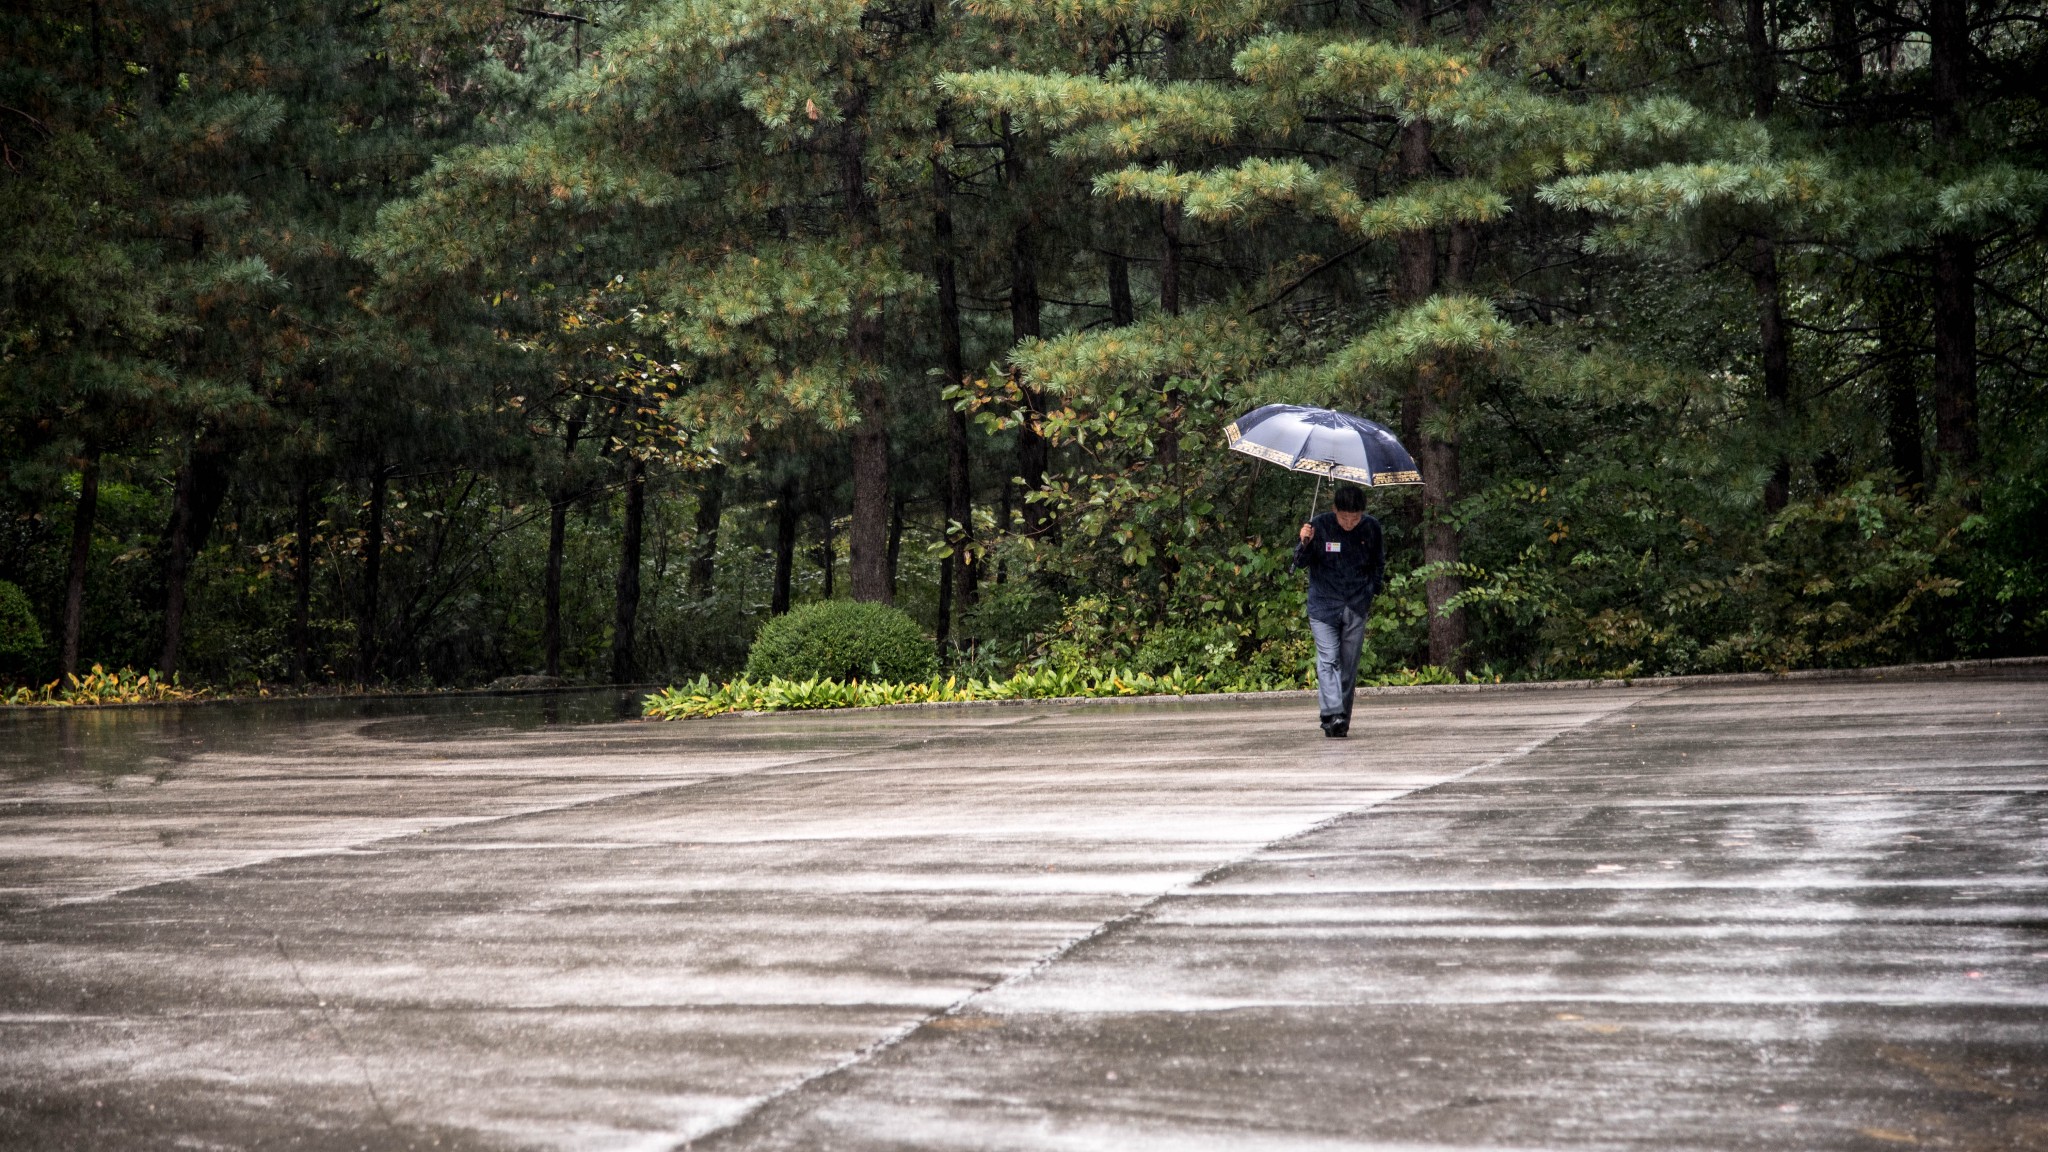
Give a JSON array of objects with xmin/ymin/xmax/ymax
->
[
  {"xmin": 1927, "ymin": 0, "xmax": 1978, "ymax": 483},
  {"xmin": 1828, "ymin": 0, "xmax": 1863, "ymax": 86},
  {"xmin": 1420, "ymin": 225, "xmax": 1476, "ymax": 675},
  {"xmin": 542, "ymin": 499, "xmax": 569, "ymax": 675},
  {"xmin": 1885, "ymin": 372, "xmax": 1925, "ymax": 492},
  {"xmin": 687, "ymin": 462, "xmax": 725, "ymax": 598},
  {"xmin": 1003, "ymin": 116, "xmax": 1049, "ymax": 534},
  {"xmin": 844, "ymin": 95, "xmax": 894, "ymax": 602},
  {"xmin": 937, "ymin": 547, "xmax": 956, "ymax": 649},
  {"xmin": 886, "ymin": 491, "xmax": 905, "ymax": 598},
  {"xmin": 1925, "ymin": 0, "xmax": 1974, "ymax": 483},
  {"xmin": 818, "ymin": 510, "xmax": 837, "ymax": 600},
  {"xmin": 1394, "ymin": 116, "xmax": 1433, "ymax": 658},
  {"xmin": 1464, "ymin": 0, "xmax": 1492, "ymax": 39},
  {"xmin": 88, "ymin": 0, "xmax": 104, "ymax": 82},
  {"xmin": 772, "ymin": 487, "xmax": 797, "ymax": 615},
  {"xmin": 293, "ymin": 476, "xmax": 316, "ymax": 684},
  {"xmin": 948, "ymin": 396, "xmax": 977, "ymax": 614},
  {"xmin": 611, "ymin": 456, "xmax": 645, "ymax": 684},
  {"xmin": 941, "ymin": 403, "xmax": 975, "ymax": 639},
  {"xmin": 1392, "ymin": 38, "xmax": 1466, "ymax": 672},
  {"xmin": 1107, "ymin": 251, "xmax": 1135, "ymax": 326},
  {"xmin": 996, "ymin": 483, "xmax": 1011, "ymax": 584},
  {"xmin": 355, "ymin": 464, "xmax": 387, "ymax": 684},
  {"xmin": 1744, "ymin": 0, "xmax": 1777, "ymax": 119},
  {"xmin": 59, "ymin": 450, "xmax": 101, "ymax": 679},
  {"xmin": 933, "ymin": 109, "xmax": 975, "ymax": 642},
  {"xmin": 1159, "ymin": 204, "xmax": 1182, "ymax": 317},
  {"xmin": 1930, "ymin": 234, "xmax": 1978, "ymax": 476},
  {"xmin": 1153, "ymin": 25, "xmax": 1186, "ymax": 481},
  {"xmin": 1394, "ymin": 124, "xmax": 1437, "ymax": 311},
  {"xmin": 1874, "ymin": 278, "xmax": 1925, "ymax": 492},
  {"xmin": 1742, "ymin": 0, "xmax": 1791, "ymax": 512},
  {"xmin": 543, "ymin": 404, "xmax": 587, "ymax": 677},
  {"xmin": 1411, "ymin": 2, "xmax": 1505, "ymax": 676},
  {"xmin": 848, "ymin": 371, "xmax": 889, "ymax": 602},
  {"xmin": 1154, "ymin": 203, "xmax": 1185, "ymax": 478},
  {"xmin": 160, "ymin": 456, "xmax": 198, "ymax": 679},
  {"xmin": 1750, "ymin": 235, "xmax": 1793, "ymax": 511},
  {"xmin": 158, "ymin": 433, "xmax": 232, "ymax": 677},
  {"xmin": 1416, "ymin": 359, "xmax": 1466, "ymax": 672}
]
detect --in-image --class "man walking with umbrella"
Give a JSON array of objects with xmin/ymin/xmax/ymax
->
[
  {"xmin": 1296, "ymin": 484, "xmax": 1384, "ymax": 737},
  {"xmin": 1223, "ymin": 403, "xmax": 1414, "ymax": 736}
]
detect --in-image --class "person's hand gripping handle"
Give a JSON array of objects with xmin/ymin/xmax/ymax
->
[{"xmin": 1298, "ymin": 522, "xmax": 1316, "ymax": 544}]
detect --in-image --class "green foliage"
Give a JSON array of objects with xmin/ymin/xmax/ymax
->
[
  {"xmin": 746, "ymin": 600, "xmax": 939, "ymax": 683},
  {"xmin": 4, "ymin": 665, "xmax": 204, "ymax": 708},
  {"xmin": 0, "ymin": 581, "xmax": 42, "ymax": 668},
  {"xmin": 643, "ymin": 658, "xmax": 1495, "ymax": 721},
  {"xmin": 644, "ymin": 664, "xmax": 1288, "ymax": 720},
  {"xmin": 1447, "ymin": 476, "xmax": 1966, "ymax": 676},
  {"xmin": 1948, "ymin": 472, "xmax": 2048, "ymax": 655},
  {"xmin": 3, "ymin": 0, "xmax": 2043, "ymax": 701},
  {"xmin": 954, "ymin": 584, "xmax": 1063, "ymax": 674}
]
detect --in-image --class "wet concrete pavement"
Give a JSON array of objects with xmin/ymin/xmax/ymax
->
[{"xmin": 1, "ymin": 673, "xmax": 2043, "ymax": 1150}]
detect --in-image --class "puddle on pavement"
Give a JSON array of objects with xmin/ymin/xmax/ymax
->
[{"xmin": 0, "ymin": 688, "xmax": 650, "ymax": 784}]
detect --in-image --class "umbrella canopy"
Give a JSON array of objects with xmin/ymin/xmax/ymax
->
[{"xmin": 1224, "ymin": 403, "xmax": 1421, "ymax": 487}]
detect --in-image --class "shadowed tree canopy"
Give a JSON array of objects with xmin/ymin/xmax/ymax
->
[{"xmin": 0, "ymin": 0, "xmax": 2041, "ymax": 691}]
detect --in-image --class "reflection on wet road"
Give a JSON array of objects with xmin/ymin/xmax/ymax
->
[{"xmin": 1, "ymin": 673, "xmax": 2043, "ymax": 1151}]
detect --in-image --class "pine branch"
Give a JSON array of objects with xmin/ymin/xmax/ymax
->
[
  {"xmin": 1248, "ymin": 242, "xmax": 1365, "ymax": 314},
  {"xmin": 1978, "ymin": 279, "xmax": 2048, "ymax": 331},
  {"xmin": 514, "ymin": 7, "xmax": 595, "ymax": 25},
  {"xmin": 0, "ymin": 104, "xmax": 53, "ymax": 137}
]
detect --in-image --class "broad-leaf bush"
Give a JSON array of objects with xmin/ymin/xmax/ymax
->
[{"xmin": 3, "ymin": 665, "xmax": 203, "ymax": 707}]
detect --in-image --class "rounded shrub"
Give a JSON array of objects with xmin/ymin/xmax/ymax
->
[
  {"xmin": 0, "ymin": 579, "xmax": 43, "ymax": 669},
  {"xmin": 745, "ymin": 600, "xmax": 938, "ymax": 684}
]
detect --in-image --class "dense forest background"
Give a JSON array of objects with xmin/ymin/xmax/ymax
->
[{"xmin": 2, "ymin": 0, "xmax": 2043, "ymax": 692}]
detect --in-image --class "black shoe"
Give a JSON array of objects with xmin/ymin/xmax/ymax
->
[
  {"xmin": 1333, "ymin": 719, "xmax": 1350, "ymax": 737},
  {"xmin": 1327, "ymin": 724, "xmax": 1349, "ymax": 738},
  {"xmin": 1320, "ymin": 716, "xmax": 1337, "ymax": 737}
]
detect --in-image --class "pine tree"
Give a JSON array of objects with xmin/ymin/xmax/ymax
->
[{"xmin": 944, "ymin": 0, "xmax": 1704, "ymax": 673}]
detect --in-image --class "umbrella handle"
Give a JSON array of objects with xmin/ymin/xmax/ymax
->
[{"xmin": 1305, "ymin": 475, "xmax": 1323, "ymax": 527}]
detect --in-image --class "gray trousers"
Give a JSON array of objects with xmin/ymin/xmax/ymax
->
[{"xmin": 1310, "ymin": 606, "xmax": 1367, "ymax": 721}]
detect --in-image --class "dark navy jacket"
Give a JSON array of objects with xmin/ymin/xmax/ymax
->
[{"xmin": 1294, "ymin": 510, "xmax": 1385, "ymax": 625}]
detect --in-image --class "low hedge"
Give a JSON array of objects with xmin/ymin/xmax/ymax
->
[
  {"xmin": 642, "ymin": 662, "xmax": 1498, "ymax": 721},
  {"xmin": 643, "ymin": 665, "xmax": 1310, "ymax": 720},
  {"xmin": 744, "ymin": 600, "xmax": 938, "ymax": 683}
]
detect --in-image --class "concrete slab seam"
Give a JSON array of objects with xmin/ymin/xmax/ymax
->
[
  {"xmin": 670, "ymin": 686, "xmax": 1676, "ymax": 1150},
  {"xmin": 1217, "ymin": 685, "xmax": 1681, "ymax": 866},
  {"xmin": 269, "ymin": 932, "xmax": 402, "ymax": 1138}
]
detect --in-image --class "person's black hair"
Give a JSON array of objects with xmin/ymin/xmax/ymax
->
[{"xmin": 1333, "ymin": 485, "xmax": 1366, "ymax": 512}]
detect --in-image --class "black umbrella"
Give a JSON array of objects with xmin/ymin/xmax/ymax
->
[{"xmin": 1224, "ymin": 403, "xmax": 1421, "ymax": 518}]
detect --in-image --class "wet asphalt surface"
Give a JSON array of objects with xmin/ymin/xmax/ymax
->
[{"xmin": 0, "ymin": 672, "xmax": 2042, "ymax": 1150}]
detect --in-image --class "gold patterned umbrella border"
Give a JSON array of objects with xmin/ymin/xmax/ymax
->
[{"xmin": 1224, "ymin": 421, "xmax": 1422, "ymax": 487}]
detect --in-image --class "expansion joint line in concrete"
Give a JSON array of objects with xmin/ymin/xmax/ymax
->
[
  {"xmin": 1250, "ymin": 684, "xmax": 1679, "ymax": 859},
  {"xmin": 270, "ymin": 933, "xmax": 402, "ymax": 1137},
  {"xmin": 673, "ymin": 687, "xmax": 1676, "ymax": 1151}
]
